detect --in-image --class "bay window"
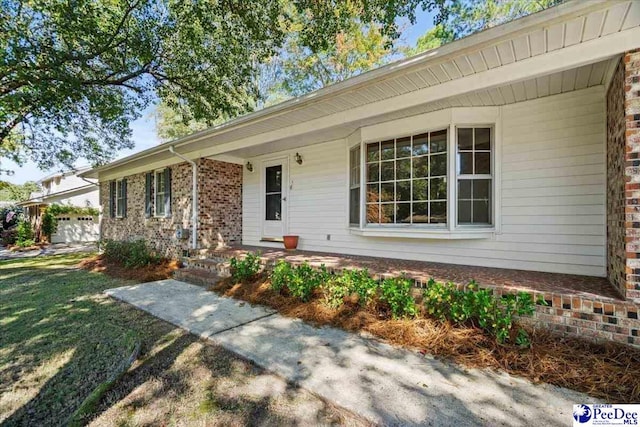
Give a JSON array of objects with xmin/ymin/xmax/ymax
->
[
  {"xmin": 350, "ymin": 121, "xmax": 495, "ymax": 234},
  {"xmin": 365, "ymin": 129, "xmax": 447, "ymax": 225}
]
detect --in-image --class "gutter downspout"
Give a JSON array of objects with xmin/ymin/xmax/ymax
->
[{"xmin": 169, "ymin": 146, "xmax": 198, "ymax": 251}]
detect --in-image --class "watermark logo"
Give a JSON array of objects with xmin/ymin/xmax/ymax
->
[
  {"xmin": 573, "ymin": 404, "xmax": 639, "ymax": 426},
  {"xmin": 574, "ymin": 405, "xmax": 593, "ymax": 423}
]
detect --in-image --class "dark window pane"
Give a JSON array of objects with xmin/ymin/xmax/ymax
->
[
  {"xmin": 458, "ymin": 128, "xmax": 473, "ymax": 150},
  {"xmin": 266, "ymin": 166, "xmax": 282, "ymax": 193},
  {"xmin": 412, "ymin": 133, "xmax": 429, "ymax": 156},
  {"xmin": 396, "ymin": 180, "xmax": 411, "ymax": 201},
  {"xmin": 412, "ymin": 156, "xmax": 429, "ymax": 178},
  {"xmin": 430, "ymin": 129, "xmax": 447, "ymax": 153},
  {"xmin": 412, "ymin": 179, "xmax": 428, "ymax": 201},
  {"xmin": 412, "ymin": 202, "xmax": 429, "ymax": 223},
  {"xmin": 475, "ymin": 128, "xmax": 491, "ymax": 150},
  {"xmin": 396, "ymin": 137, "xmax": 412, "ymax": 158},
  {"xmin": 458, "ymin": 200, "xmax": 471, "ymax": 223},
  {"xmin": 396, "ymin": 203, "xmax": 411, "ymax": 223},
  {"xmin": 380, "ymin": 182, "xmax": 394, "ymax": 202},
  {"xmin": 381, "ymin": 140, "xmax": 395, "ymax": 160},
  {"xmin": 396, "ymin": 159, "xmax": 411, "ymax": 180},
  {"xmin": 459, "ymin": 152, "xmax": 473, "ymax": 174},
  {"xmin": 367, "ymin": 142, "xmax": 379, "ymax": 162},
  {"xmin": 381, "ymin": 204, "xmax": 394, "ymax": 223},
  {"xmin": 458, "ymin": 180, "xmax": 472, "ymax": 199},
  {"xmin": 381, "ymin": 161, "xmax": 394, "ymax": 181},
  {"xmin": 367, "ymin": 163, "xmax": 379, "ymax": 182},
  {"xmin": 475, "ymin": 152, "xmax": 491, "ymax": 174},
  {"xmin": 430, "ymin": 201, "xmax": 447, "ymax": 223},
  {"xmin": 367, "ymin": 183, "xmax": 379, "ymax": 203},
  {"xmin": 473, "ymin": 179, "xmax": 491, "ymax": 200},
  {"xmin": 265, "ymin": 194, "xmax": 281, "ymax": 220},
  {"xmin": 430, "ymin": 177, "xmax": 447, "ymax": 200},
  {"xmin": 366, "ymin": 203, "xmax": 380, "ymax": 224},
  {"xmin": 430, "ymin": 154, "xmax": 447, "ymax": 176},
  {"xmin": 350, "ymin": 188, "xmax": 360, "ymax": 225},
  {"xmin": 473, "ymin": 200, "xmax": 490, "ymax": 224}
]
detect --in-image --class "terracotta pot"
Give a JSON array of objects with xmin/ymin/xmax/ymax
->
[{"xmin": 283, "ymin": 235, "xmax": 299, "ymax": 250}]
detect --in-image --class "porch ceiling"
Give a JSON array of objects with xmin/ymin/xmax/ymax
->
[{"xmin": 220, "ymin": 56, "xmax": 616, "ymax": 159}]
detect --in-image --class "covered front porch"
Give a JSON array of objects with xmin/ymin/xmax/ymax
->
[{"xmin": 178, "ymin": 244, "xmax": 640, "ymax": 346}]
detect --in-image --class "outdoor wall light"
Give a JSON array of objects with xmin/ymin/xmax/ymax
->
[
  {"xmin": 245, "ymin": 161, "xmax": 253, "ymax": 172},
  {"xmin": 294, "ymin": 152, "xmax": 303, "ymax": 165}
]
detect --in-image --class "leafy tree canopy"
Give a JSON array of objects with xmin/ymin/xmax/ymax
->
[
  {"xmin": 1, "ymin": 0, "xmax": 447, "ymax": 168},
  {"xmin": 0, "ymin": 180, "xmax": 40, "ymax": 201},
  {"xmin": 409, "ymin": 0, "xmax": 563, "ymax": 54}
]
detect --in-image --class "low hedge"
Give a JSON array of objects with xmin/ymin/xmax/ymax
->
[{"xmin": 229, "ymin": 253, "xmax": 536, "ymax": 346}]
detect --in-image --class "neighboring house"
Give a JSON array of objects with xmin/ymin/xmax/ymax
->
[
  {"xmin": 20, "ymin": 167, "xmax": 100, "ymax": 243},
  {"xmin": 82, "ymin": 0, "xmax": 640, "ymax": 304}
]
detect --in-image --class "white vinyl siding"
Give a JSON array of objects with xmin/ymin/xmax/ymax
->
[{"xmin": 242, "ymin": 87, "xmax": 605, "ymax": 276}]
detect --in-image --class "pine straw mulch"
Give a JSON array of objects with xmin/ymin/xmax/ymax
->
[
  {"xmin": 78, "ymin": 255, "xmax": 179, "ymax": 282},
  {"xmin": 210, "ymin": 273, "xmax": 640, "ymax": 404}
]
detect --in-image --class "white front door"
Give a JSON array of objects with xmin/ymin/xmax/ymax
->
[{"xmin": 262, "ymin": 158, "xmax": 288, "ymax": 239}]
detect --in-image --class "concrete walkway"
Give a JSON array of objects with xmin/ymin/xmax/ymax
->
[{"xmin": 106, "ymin": 279, "xmax": 596, "ymax": 426}]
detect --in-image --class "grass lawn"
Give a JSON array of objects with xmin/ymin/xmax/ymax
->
[{"xmin": 0, "ymin": 254, "xmax": 363, "ymax": 426}]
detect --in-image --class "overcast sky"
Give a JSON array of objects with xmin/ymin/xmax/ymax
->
[{"xmin": 2, "ymin": 9, "xmax": 435, "ymax": 185}]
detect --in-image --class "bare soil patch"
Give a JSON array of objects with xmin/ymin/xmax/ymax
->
[
  {"xmin": 211, "ymin": 274, "xmax": 640, "ymax": 404},
  {"xmin": 78, "ymin": 254, "xmax": 179, "ymax": 282}
]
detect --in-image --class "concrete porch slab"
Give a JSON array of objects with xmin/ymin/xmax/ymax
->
[
  {"xmin": 106, "ymin": 279, "xmax": 598, "ymax": 426},
  {"xmin": 105, "ymin": 279, "xmax": 276, "ymax": 337}
]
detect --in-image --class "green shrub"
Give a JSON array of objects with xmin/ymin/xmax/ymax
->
[
  {"xmin": 268, "ymin": 261, "xmax": 329, "ymax": 302},
  {"xmin": 1, "ymin": 228, "xmax": 18, "ymax": 245},
  {"xmin": 15, "ymin": 220, "xmax": 33, "ymax": 246},
  {"xmin": 101, "ymin": 239, "xmax": 161, "ymax": 268},
  {"xmin": 379, "ymin": 277, "xmax": 418, "ymax": 319},
  {"xmin": 16, "ymin": 238, "xmax": 35, "ymax": 248},
  {"xmin": 422, "ymin": 280, "xmax": 535, "ymax": 345},
  {"xmin": 270, "ymin": 259, "xmax": 294, "ymax": 292},
  {"xmin": 41, "ymin": 211, "xmax": 56, "ymax": 241},
  {"xmin": 287, "ymin": 263, "xmax": 329, "ymax": 302},
  {"xmin": 323, "ymin": 276, "xmax": 349, "ymax": 308},
  {"xmin": 229, "ymin": 252, "xmax": 261, "ymax": 283},
  {"xmin": 325, "ymin": 268, "xmax": 378, "ymax": 308}
]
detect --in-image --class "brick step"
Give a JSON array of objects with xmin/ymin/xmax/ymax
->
[
  {"xmin": 173, "ymin": 267, "xmax": 222, "ymax": 287},
  {"xmin": 184, "ymin": 257, "xmax": 231, "ymax": 277}
]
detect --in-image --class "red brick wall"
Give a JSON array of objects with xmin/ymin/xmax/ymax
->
[
  {"xmin": 607, "ymin": 50, "xmax": 640, "ymax": 303},
  {"xmin": 198, "ymin": 158, "xmax": 243, "ymax": 248},
  {"xmin": 100, "ymin": 158, "xmax": 242, "ymax": 257},
  {"xmin": 625, "ymin": 50, "xmax": 640, "ymax": 302},
  {"xmin": 607, "ymin": 58, "xmax": 627, "ymax": 298}
]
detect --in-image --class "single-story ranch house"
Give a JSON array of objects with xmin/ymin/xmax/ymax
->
[{"xmin": 83, "ymin": 0, "xmax": 640, "ymax": 343}]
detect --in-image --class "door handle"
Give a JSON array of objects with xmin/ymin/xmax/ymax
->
[{"xmin": 282, "ymin": 197, "xmax": 287, "ymax": 202}]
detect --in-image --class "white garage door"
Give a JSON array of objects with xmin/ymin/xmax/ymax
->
[{"xmin": 52, "ymin": 215, "xmax": 100, "ymax": 243}]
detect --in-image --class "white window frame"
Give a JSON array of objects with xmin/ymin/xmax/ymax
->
[
  {"xmin": 455, "ymin": 125, "xmax": 495, "ymax": 228},
  {"xmin": 349, "ymin": 107, "xmax": 500, "ymax": 239},
  {"xmin": 115, "ymin": 179, "xmax": 125, "ymax": 218},
  {"xmin": 348, "ymin": 144, "xmax": 361, "ymax": 227},
  {"xmin": 362, "ymin": 128, "xmax": 449, "ymax": 228},
  {"xmin": 154, "ymin": 169, "xmax": 168, "ymax": 218}
]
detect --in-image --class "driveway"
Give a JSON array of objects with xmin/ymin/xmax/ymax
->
[
  {"xmin": 0, "ymin": 242, "xmax": 97, "ymax": 260},
  {"xmin": 107, "ymin": 279, "xmax": 594, "ymax": 427}
]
